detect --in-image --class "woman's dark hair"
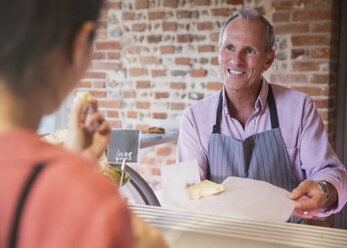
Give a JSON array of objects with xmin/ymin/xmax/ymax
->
[{"xmin": 0, "ymin": 0, "xmax": 104, "ymax": 94}]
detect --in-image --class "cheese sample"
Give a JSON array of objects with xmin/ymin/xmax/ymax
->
[
  {"xmin": 76, "ymin": 91, "xmax": 93, "ymax": 107},
  {"xmin": 187, "ymin": 180, "xmax": 224, "ymax": 200}
]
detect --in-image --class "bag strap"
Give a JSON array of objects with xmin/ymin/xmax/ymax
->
[{"xmin": 9, "ymin": 164, "xmax": 45, "ymax": 248}]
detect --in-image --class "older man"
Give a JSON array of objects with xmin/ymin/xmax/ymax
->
[{"xmin": 177, "ymin": 8, "xmax": 347, "ymax": 222}]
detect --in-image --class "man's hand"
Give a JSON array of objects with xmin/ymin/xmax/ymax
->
[
  {"xmin": 288, "ymin": 180, "xmax": 326, "ymax": 218},
  {"xmin": 64, "ymin": 97, "xmax": 111, "ymax": 159}
]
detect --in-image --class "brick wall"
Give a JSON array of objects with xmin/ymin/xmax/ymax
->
[{"xmin": 77, "ymin": 0, "xmax": 340, "ymax": 188}]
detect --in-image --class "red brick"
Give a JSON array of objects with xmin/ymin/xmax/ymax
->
[
  {"xmin": 122, "ymin": 12, "xmax": 135, "ymax": 21},
  {"xmin": 92, "ymin": 52, "xmax": 105, "ymax": 60},
  {"xmin": 311, "ymin": 22, "xmax": 332, "ymax": 33},
  {"xmin": 93, "ymin": 81, "xmax": 105, "ymax": 88},
  {"xmin": 99, "ymin": 100, "xmax": 122, "ymax": 108},
  {"xmin": 89, "ymin": 90, "xmax": 107, "ymax": 98},
  {"xmin": 160, "ymin": 45, "xmax": 175, "ymax": 54},
  {"xmin": 136, "ymin": 124, "xmax": 149, "ymax": 132},
  {"xmin": 292, "ymin": 86, "xmax": 329, "ymax": 96},
  {"xmin": 102, "ymin": 2, "xmax": 121, "ymax": 9},
  {"xmin": 198, "ymin": 45, "xmax": 215, "ymax": 53},
  {"xmin": 274, "ymin": 23, "xmax": 309, "ymax": 34},
  {"xmin": 226, "ymin": 0, "xmax": 243, "ymax": 4},
  {"xmin": 127, "ymin": 46, "xmax": 142, "ymax": 54},
  {"xmin": 153, "ymin": 113, "xmax": 168, "ymax": 119},
  {"xmin": 177, "ymin": 34, "xmax": 193, "ymax": 43},
  {"xmin": 162, "ymin": 22, "xmax": 177, "ymax": 31},
  {"xmin": 170, "ymin": 82, "xmax": 186, "ymax": 89},
  {"xmin": 108, "ymin": 120, "xmax": 122, "ymax": 128},
  {"xmin": 136, "ymin": 81, "xmax": 151, "ymax": 89},
  {"xmin": 156, "ymin": 147, "xmax": 172, "ymax": 156},
  {"xmin": 142, "ymin": 157, "xmax": 156, "ymax": 164},
  {"xmin": 194, "ymin": 0, "xmax": 210, "ymax": 6},
  {"xmin": 83, "ymin": 71, "xmax": 106, "ymax": 79},
  {"xmin": 292, "ymin": 10, "xmax": 331, "ymax": 21},
  {"xmin": 135, "ymin": 0, "xmax": 149, "ymax": 9},
  {"xmin": 191, "ymin": 69, "xmax": 207, "ymax": 77},
  {"xmin": 155, "ymin": 92, "xmax": 169, "ymax": 99},
  {"xmin": 123, "ymin": 90, "xmax": 136, "ymax": 98},
  {"xmin": 270, "ymin": 74, "xmax": 308, "ymax": 84},
  {"xmin": 318, "ymin": 109, "xmax": 328, "ymax": 121},
  {"xmin": 107, "ymin": 52, "xmax": 120, "ymax": 60},
  {"xmin": 148, "ymin": 11, "xmax": 165, "ymax": 20},
  {"xmin": 132, "ymin": 23, "xmax": 146, "ymax": 32},
  {"xmin": 170, "ymin": 103, "xmax": 185, "ymax": 110},
  {"xmin": 151, "ymin": 69, "xmax": 166, "ymax": 77},
  {"xmin": 291, "ymin": 35, "xmax": 330, "ymax": 46},
  {"xmin": 129, "ymin": 68, "xmax": 146, "ymax": 77},
  {"xmin": 197, "ymin": 22, "xmax": 213, "ymax": 31},
  {"xmin": 311, "ymin": 0, "xmax": 333, "ymax": 9},
  {"xmin": 127, "ymin": 111, "xmax": 138, "ymax": 119},
  {"xmin": 209, "ymin": 33, "xmax": 219, "ymax": 42},
  {"xmin": 314, "ymin": 99, "xmax": 329, "ymax": 108},
  {"xmin": 310, "ymin": 48, "xmax": 330, "ymax": 59},
  {"xmin": 176, "ymin": 11, "xmax": 193, "ymax": 19},
  {"xmin": 78, "ymin": 81, "xmax": 92, "ymax": 88},
  {"xmin": 211, "ymin": 8, "xmax": 231, "ymax": 16},
  {"xmin": 107, "ymin": 111, "xmax": 119, "ymax": 118},
  {"xmin": 140, "ymin": 56, "xmax": 159, "ymax": 65},
  {"xmin": 166, "ymin": 160, "xmax": 176, "ymax": 165},
  {"xmin": 147, "ymin": 35, "xmax": 162, "ymax": 43},
  {"xmin": 136, "ymin": 101, "xmax": 150, "ymax": 109},
  {"xmin": 164, "ymin": 0, "xmax": 179, "ymax": 8},
  {"xmin": 206, "ymin": 82, "xmax": 223, "ymax": 90},
  {"xmin": 272, "ymin": 0, "xmax": 309, "ymax": 10},
  {"xmin": 95, "ymin": 42, "xmax": 120, "ymax": 50},
  {"xmin": 272, "ymin": 12, "xmax": 290, "ymax": 23},
  {"xmin": 210, "ymin": 57, "xmax": 219, "ymax": 65},
  {"xmin": 92, "ymin": 62, "xmax": 121, "ymax": 70},
  {"xmin": 292, "ymin": 61, "xmax": 329, "ymax": 72},
  {"xmin": 97, "ymin": 21, "xmax": 107, "ymax": 29},
  {"xmin": 151, "ymin": 168, "xmax": 161, "ymax": 176},
  {"xmin": 175, "ymin": 57, "xmax": 190, "ymax": 65},
  {"xmin": 310, "ymin": 74, "xmax": 329, "ymax": 84},
  {"xmin": 96, "ymin": 30, "xmax": 107, "ymax": 40},
  {"xmin": 291, "ymin": 49, "xmax": 308, "ymax": 59},
  {"xmin": 254, "ymin": 7, "xmax": 265, "ymax": 15}
]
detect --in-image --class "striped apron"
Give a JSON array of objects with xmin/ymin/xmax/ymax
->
[{"xmin": 207, "ymin": 85, "xmax": 301, "ymax": 223}]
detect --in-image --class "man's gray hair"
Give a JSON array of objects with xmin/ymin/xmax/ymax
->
[{"xmin": 218, "ymin": 8, "xmax": 275, "ymax": 53}]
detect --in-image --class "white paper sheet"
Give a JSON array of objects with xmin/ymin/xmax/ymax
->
[
  {"xmin": 161, "ymin": 160, "xmax": 201, "ymax": 206},
  {"xmin": 161, "ymin": 160, "xmax": 295, "ymax": 222}
]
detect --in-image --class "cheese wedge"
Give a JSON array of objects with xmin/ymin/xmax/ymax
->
[
  {"xmin": 76, "ymin": 91, "xmax": 93, "ymax": 107},
  {"xmin": 186, "ymin": 180, "xmax": 224, "ymax": 200}
]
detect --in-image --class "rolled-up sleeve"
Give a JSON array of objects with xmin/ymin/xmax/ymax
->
[
  {"xmin": 299, "ymin": 97, "xmax": 347, "ymax": 215},
  {"xmin": 176, "ymin": 109, "xmax": 208, "ymax": 180}
]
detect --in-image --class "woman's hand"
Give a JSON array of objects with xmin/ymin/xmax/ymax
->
[{"xmin": 64, "ymin": 97, "xmax": 111, "ymax": 159}]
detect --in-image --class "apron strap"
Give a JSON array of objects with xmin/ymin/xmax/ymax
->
[
  {"xmin": 212, "ymin": 84, "xmax": 280, "ymax": 134},
  {"xmin": 9, "ymin": 164, "xmax": 45, "ymax": 248},
  {"xmin": 212, "ymin": 91, "xmax": 223, "ymax": 133},
  {"xmin": 267, "ymin": 84, "xmax": 279, "ymax": 129}
]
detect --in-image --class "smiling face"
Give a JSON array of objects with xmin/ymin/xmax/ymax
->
[{"xmin": 218, "ymin": 18, "xmax": 275, "ymax": 95}]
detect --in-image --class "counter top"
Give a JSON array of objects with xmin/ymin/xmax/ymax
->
[{"xmin": 130, "ymin": 204, "xmax": 347, "ymax": 248}]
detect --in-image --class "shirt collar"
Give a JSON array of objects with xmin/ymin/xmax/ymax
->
[{"xmin": 222, "ymin": 77, "xmax": 269, "ymax": 115}]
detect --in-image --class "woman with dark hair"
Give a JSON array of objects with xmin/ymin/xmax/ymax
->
[{"xmin": 0, "ymin": 0, "xmax": 166, "ymax": 247}]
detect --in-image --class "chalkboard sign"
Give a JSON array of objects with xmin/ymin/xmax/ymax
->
[{"xmin": 107, "ymin": 129, "xmax": 140, "ymax": 164}]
